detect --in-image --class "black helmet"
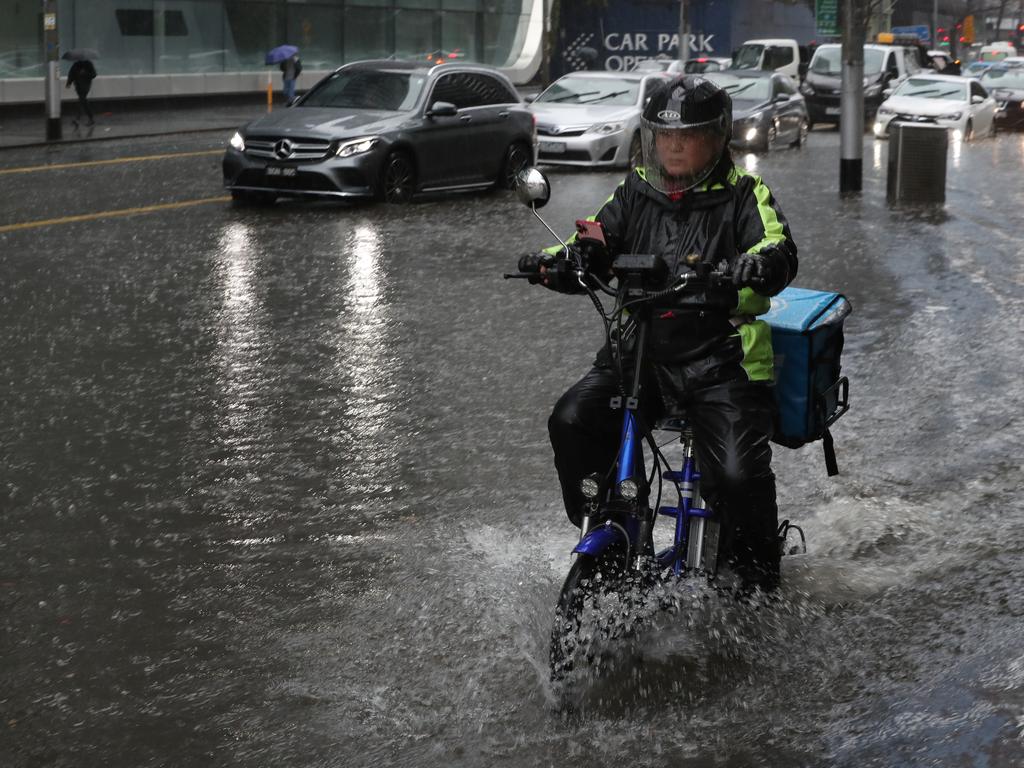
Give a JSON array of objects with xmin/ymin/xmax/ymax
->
[{"xmin": 640, "ymin": 75, "xmax": 732, "ymax": 194}]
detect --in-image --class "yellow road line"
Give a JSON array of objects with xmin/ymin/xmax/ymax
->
[
  {"xmin": 0, "ymin": 195, "xmax": 232, "ymax": 233},
  {"xmin": 0, "ymin": 149, "xmax": 223, "ymax": 176}
]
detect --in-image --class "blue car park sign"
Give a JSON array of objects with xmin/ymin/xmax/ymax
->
[{"xmin": 892, "ymin": 25, "xmax": 931, "ymax": 44}]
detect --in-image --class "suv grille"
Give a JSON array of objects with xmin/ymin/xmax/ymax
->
[{"xmin": 245, "ymin": 137, "xmax": 333, "ymax": 162}]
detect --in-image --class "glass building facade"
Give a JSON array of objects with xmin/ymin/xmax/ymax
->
[{"xmin": 0, "ymin": 0, "xmax": 532, "ymax": 78}]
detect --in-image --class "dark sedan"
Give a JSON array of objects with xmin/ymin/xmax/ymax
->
[
  {"xmin": 705, "ymin": 70, "xmax": 809, "ymax": 151},
  {"xmin": 223, "ymin": 60, "xmax": 535, "ymax": 204},
  {"xmin": 980, "ymin": 66, "xmax": 1024, "ymax": 130}
]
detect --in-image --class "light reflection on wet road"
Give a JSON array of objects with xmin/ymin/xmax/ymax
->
[{"xmin": 2, "ymin": 129, "xmax": 1024, "ymax": 767}]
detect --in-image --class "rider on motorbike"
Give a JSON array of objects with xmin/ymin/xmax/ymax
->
[{"xmin": 519, "ymin": 75, "xmax": 798, "ymax": 592}]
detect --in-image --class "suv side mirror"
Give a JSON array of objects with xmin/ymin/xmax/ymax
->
[{"xmin": 427, "ymin": 101, "xmax": 458, "ymax": 118}]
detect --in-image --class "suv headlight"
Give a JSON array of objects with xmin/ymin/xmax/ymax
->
[
  {"xmin": 864, "ymin": 83, "xmax": 881, "ymax": 97},
  {"xmin": 800, "ymin": 81, "xmax": 814, "ymax": 95},
  {"xmin": 587, "ymin": 121, "xmax": 624, "ymax": 135},
  {"xmin": 336, "ymin": 136, "xmax": 379, "ymax": 157},
  {"xmin": 877, "ymin": 106, "xmax": 894, "ymax": 115},
  {"xmin": 937, "ymin": 111, "xmax": 963, "ymax": 120},
  {"xmin": 229, "ymin": 131, "xmax": 245, "ymax": 151}
]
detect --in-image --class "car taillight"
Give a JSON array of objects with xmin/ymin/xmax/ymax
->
[{"xmin": 532, "ymin": 113, "xmax": 537, "ymax": 141}]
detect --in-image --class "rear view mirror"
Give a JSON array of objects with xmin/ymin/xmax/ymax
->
[
  {"xmin": 971, "ymin": 94, "xmax": 985, "ymax": 104},
  {"xmin": 427, "ymin": 101, "xmax": 457, "ymax": 118},
  {"xmin": 515, "ymin": 167, "xmax": 550, "ymax": 209}
]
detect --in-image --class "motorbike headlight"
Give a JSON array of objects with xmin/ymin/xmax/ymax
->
[
  {"xmin": 229, "ymin": 131, "xmax": 245, "ymax": 151},
  {"xmin": 580, "ymin": 474, "xmax": 601, "ymax": 500},
  {"xmin": 618, "ymin": 478, "xmax": 640, "ymax": 501},
  {"xmin": 937, "ymin": 111, "xmax": 963, "ymax": 121},
  {"xmin": 877, "ymin": 106, "xmax": 894, "ymax": 115},
  {"xmin": 587, "ymin": 122, "xmax": 624, "ymax": 135},
  {"xmin": 336, "ymin": 136, "xmax": 379, "ymax": 157}
]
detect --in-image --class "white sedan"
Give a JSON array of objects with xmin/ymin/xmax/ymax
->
[{"xmin": 872, "ymin": 73, "xmax": 997, "ymax": 140}]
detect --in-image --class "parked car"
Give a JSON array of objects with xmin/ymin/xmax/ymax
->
[
  {"xmin": 999, "ymin": 56, "xmax": 1024, "ymax": 69},
  {"xmin": 528, "ymin": 70, "xmax": 671, "ymax": 168},
  {"xmin": 872, "ymin": 73, "xmax": 997, "ymax": 140},
  {"xmin": 635, "ymin": 56, "xmax": 732, "ymax": 74},
  {"xmin": 705, "ymin": 70, "xmax": 809, "ymax": 151},
  {"xmin": 222, "ymin": 60, "xmax": 535, "ymax": 204},
  {"xmin": 980, "ymin": 66, "xmax": 1024, "ymax": 130},
  {"xmin": 963, "ymin": 60, "xmax": 996, "ymax": 78},
  {"xmin": 801, "ymin": 43, "xmax": 923, "ymax": 125}
]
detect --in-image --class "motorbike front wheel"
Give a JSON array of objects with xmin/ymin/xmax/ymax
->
[{"xmin": 549, "ymin": 546, "xmax": 629, "ymax": 682}]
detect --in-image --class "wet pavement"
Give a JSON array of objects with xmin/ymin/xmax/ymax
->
[{"xmin": 2, "ymin": 129, "xmax": 1024, "ymax": 767}]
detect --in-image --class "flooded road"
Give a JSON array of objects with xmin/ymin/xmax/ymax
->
[{"xmin": 2, "ymin": 130, "xmax": 1024, "ymax": 766}]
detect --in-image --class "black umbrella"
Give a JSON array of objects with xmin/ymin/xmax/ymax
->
[{"xmin": 62, "ymin": 48, "xmax": 99, "ymax": 61}]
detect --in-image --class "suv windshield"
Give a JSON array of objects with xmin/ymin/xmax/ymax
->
[
  {"xmin": 299, "ymin": 69, "xmax": 426, "ymax": 111},
  {"xmin": 894, "ymin": 78, "xmax": 967, "ymax": 101},
  {"xmin": 706, "ymin": 73, "xmax": 771, "ymax": 101},
  {"xmin": 535, "ymin": 76, "xmax": 639, "ymax": 106},
  {"xmin": 811, "ymin": 47, "xmax": 885, "ymax": 75}
]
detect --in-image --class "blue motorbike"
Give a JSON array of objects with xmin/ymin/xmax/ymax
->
[{"xmin": 507, "ymin": 169, "xmax": 812, "ymax": 682}]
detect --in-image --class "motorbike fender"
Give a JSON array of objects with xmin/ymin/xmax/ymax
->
[{"xmin": 573, "ymin": 525, "xmax": 627, "ymax": 557}]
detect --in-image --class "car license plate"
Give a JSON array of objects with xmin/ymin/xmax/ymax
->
[
  {"xmin": 825, "ymin": 107, "xmax": 840, "ymax": 116},
  {"xmin": 539, "ymin": 141, "xmax": 565, "ymax": 154},
  {"xmin": 266, "ymin": 166, "xmax": 297, "ymax": 177}
]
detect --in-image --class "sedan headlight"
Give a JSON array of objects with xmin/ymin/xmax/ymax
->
[
  {"xmin": 744, "ymin": 127, "xmax": 759, "ymax": 141},
  {"xmin": 336, "ymin": 136, "xmax": 379, "ymax": 157},
  {"xmin": 937, "ymin": 111, "xmax": 963, "ymax": 121},
  {"xmin": 229, "ymin": 131, "xmax": 245, "ymax": 151},
  {"xmin": 587, "ymin": 122, "xmax": 624, "ymax": 135},
  {"xmin": 877, "ymin": 106, "xmax": 894, "ymax": 116}
]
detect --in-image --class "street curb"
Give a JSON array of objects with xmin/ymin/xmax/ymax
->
[{"xmin": 0, "ymin": 123, "xmax": 239, "ymax": 151}]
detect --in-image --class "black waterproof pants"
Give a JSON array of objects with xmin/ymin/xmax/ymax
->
[
  {"xmin": 548, "ymin": 362, "xmax": 781, "ymax": 589},
  {"xmin": 74, "ymin": 84, "xmax": 94, "ymax": 124}
]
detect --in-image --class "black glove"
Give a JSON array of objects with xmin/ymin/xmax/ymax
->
[
  {"xmin": 732, "ymin": 246, "xmax": 790, "ymax": 296},
  {"xmin": 516, "ymin": 252, "xmax": 582, "ymax": 293}
]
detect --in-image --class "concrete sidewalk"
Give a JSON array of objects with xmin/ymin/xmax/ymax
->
[{"xmin": 0, "ymin": 95, "xmax": 278, "ymax": 150}]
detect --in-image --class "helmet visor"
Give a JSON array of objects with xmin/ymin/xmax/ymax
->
[{"xmin": 640, "ymin": 120, "xmax": 726, "ymax": 195}]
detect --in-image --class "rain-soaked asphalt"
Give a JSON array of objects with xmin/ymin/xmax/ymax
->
[{"xmin": 2, "ymin": 128, "xmax": 1024, "ymax": 767}]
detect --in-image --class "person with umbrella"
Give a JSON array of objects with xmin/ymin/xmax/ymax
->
[
  {"xmin": 266, "ymin": 45, "xmax": 301, "ymax": 105},
  {"xmin": 63, "ymin": 48, "xmax": 98, "ymax": 127}
]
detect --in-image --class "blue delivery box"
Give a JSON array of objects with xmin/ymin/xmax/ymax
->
[{"xmin": 764, "ymin": 287, "xmax": 852, "ymax": 474}]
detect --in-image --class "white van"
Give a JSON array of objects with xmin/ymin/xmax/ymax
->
[
  {"xmin": 731, "ymin": 39, "xmax": 809, "ymax": 81},
  {"xmin": 979, "ymin": 43, "xmax": 1018, "ymax": 62}
]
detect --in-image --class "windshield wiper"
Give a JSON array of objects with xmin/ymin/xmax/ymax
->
[
  {"xmin": 546, "ymin": 90, "xmax": 601, "ymax": 103},
  {"xmin": 725, "ymin": 82, "xmax": 757, "ymax": 96},
  {"xmin": 905, "ymin": 88, "xmax": 940, "ymax": 97},
  {"xmin": 581, "ymin": 89, "xmax": 632, "ymax": 103}
]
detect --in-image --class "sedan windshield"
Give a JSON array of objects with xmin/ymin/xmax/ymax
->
[
  {"xmin": 981, "ymin": 69, "xmax": 1024, "ymax": 89},
  {"xmin": 299, "ymin": 69, "xmax": 426, "ymax": 111},
  {"xmin": 811, "ymin": 47, "xmax": 885, "ymax": 75},
  {"xmin": 706, "ymin": 74, "xmax": 771, "ymax": 101},
  {"xmin": 894, "ymin": 78, "xmax": 967, "ymax": 101},
  {"xmin": 535, "ymin": 77, "xmax": 639, "ymax": 106}
]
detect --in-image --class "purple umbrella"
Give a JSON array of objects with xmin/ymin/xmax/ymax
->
[{"xmin": 265, "ymin": 45, "xmax": 299, "ymax": 65}]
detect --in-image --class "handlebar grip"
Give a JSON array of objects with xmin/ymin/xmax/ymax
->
[{"xmin": 503, "ymin": 272, "xmax": 537, "ymax": 280}]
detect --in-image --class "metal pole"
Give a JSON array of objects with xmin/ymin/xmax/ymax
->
[
  {"xmin": 840, "ymin": 0, "xmax": 864, "ymax": 193},
  {"xmin": 933, "ymin": 0, "xmax": 939, "ymax": 47},
  {"xmin": 43, "ymin": 0, "xmax": 61, "ymax": 141},
  {"xmin": 678, "ymin": 0, "xmax": 690, "ymax": 66}
]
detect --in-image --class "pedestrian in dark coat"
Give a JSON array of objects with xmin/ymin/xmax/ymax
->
[{"xmin": 66, "ymin": 59, "xmax": 97, "ymax": 126}]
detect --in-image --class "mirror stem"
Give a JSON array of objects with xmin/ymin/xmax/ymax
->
[{"xmin": 532, "ymin": 206, "xmax": 572, "ymax": 256}]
